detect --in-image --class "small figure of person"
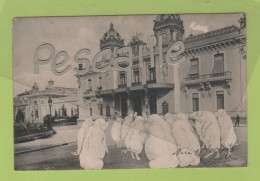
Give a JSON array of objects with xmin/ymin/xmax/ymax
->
[{"xmin": 235, "ymin": 114, "xmax": 240, "ymax": 127}]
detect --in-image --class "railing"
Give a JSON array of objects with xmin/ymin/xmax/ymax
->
[
  {"xmin": 146, "ymin": 79, "xmax": 156, "ymax": 84},
  {"xmin": 84, "ymin": 90, "xmax": 94, "ymax": 96},
  {"xmin": 118, "ymin": 84, "xmax": 127, "ymax": 88},
  {"xmin": 185, "ymin": 71, "xmax": 231, "ymax": 81},
  {"xmin": 132, "ymin": 82, "xmax": 142, "ymax": 86}
]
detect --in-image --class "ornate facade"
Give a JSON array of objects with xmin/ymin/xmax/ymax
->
[
  {"xmin": 13, "ymin": 80, "xmax": 78, "ymax": 123},
  {"xmin": 76, "ymin": 15, "xmax": 247, "ymax": 120}
]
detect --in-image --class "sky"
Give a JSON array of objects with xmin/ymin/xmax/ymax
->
[{"xmin": 13, "ymin": 13, "xmax": 244, "ymax": 96}]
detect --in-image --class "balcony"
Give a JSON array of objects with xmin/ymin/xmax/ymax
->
[
  {"xmin": 184, "ymin": 71, "xmax": 232, "ymax": 86},
  {"xmin": 132, "ymin": 82, "xmax": 142, "ymax": 86},
  {"xmin": 118, "ymin": 84, "xmax": 127, "ymax": 88},
  {"xmin": 146, "ymin": 79, "xmax": 156, "ymax": 84},
  {"xmin": 83, "ymin": 90, "xmax": 95, "ymax": 97}
]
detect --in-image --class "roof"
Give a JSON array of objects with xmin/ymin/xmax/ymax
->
[
  {"xmin": 154, "ymin": 14, "xmax": 184, "ymax": 31},
  {"xmin": 101, "ymin": 23, "xmax": 123, "ymax": 41},
  {"xmin": 184, "ymin": 25, "xmax": 239, "ymax": 44}
]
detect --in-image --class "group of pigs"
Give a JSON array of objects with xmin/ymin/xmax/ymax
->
[{"xmin": 75, "ymin": 109, "xmax": 237, "ymax": 169}]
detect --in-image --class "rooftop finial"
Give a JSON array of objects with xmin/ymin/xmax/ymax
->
[{"xmin": 110, "ymin": 23, "xmax": 113, "ymax": 30}]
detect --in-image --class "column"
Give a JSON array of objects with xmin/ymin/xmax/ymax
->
[
  {"xmin": 144, "ymin": 86, "xmax": 150, "ymax": 115},
  {"xmin": 126, "ymin": 88, "xmax": 131, "ymax": 115},
  {"xmin": 112, "ymin": 91, "xmax": 115, "ymax": 115},
  {"xmin": 174, "ymin": 64, "xmax": 180, "ymax": 113}
]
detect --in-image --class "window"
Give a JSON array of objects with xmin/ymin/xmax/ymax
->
[
  {"xmin": 106, "ymin": 105, "xmax": 110, "ymax": 116},
  {"xmin": 213, "ymin": 53, "xmax": 224, "ymax": 73},
  {"xmin": 98, "ymin": 76, "xmax": 102, "ymax": 89},
  {"xmin": 133, "ymin": 68, "xmax": 140, "ymax": 83},
  {"xmin": 192, "ymin": 93, "xmax": 199, "ymax": 111},
  {"xmin": 216, "ymin": 90, "xmax": 224, "ymax": 110},
  {"xmin": 90, "ymin": 108, "xmax": 92, "ymax": 116},
  {"xmin": 119, "ymin": 71, "xmax": 126, "ymax": 85},
  {"xmin": 189, "ymin": 58, "xmax": 199, "ymax": 75},
  {"xmin": 99, "ymin": 104, "xmax": 103, "ymax": 116},
  {"xmin": 88, "ymin": 79, "xmax": 92, "ymax": 90},
  {"xmin": 149, "ymin": 67, "xmax": 156, "ymax": 81},
  {"xmin": 35, "ymin": 109, "xmax": 38, "ymax": 119},
  {"xmin": 162, "ymin": 101, "xmax": 168, "ymax": 115}
]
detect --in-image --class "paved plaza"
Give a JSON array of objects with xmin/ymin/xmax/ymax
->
[{"xmin": 14, "ymin": 121, "xmax": 247, "ymax": 170}]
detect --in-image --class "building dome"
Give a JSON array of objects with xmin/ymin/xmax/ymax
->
[
  {"xmin": 153, "ymin": 14, "xmax": 185, "ymax": 45},
  {"xmin": 100, "ymin": 23, "xmax": 124, "ymax": 51}
]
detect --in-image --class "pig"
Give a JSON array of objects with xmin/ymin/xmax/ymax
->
[
  {"xmin": 76, "ymin": 118, "xmax": 93, "ymax": 155},
  {"xmin": 110, "ymin": 115, "xmax": 123, "ymax": 148},
  {"xmin": 145, "ymin": 114, "xmax": 179, "ymax": 168},
  {"xmin": 191, "ymin": 111, "xmax": 221, "ymax": 158},
  {"xmin": 79, "ymin": 118, "xmax": 109, "ymax": 170},
  {"xmin": 120, "ymin": 112, "xmax": 134, "ymax": 153},
  {"xmin": 171, "ymin": 113, "xmax": 200, "ymax": 167},
  {"xmin": 125, "ymin": 115, "xmax": 146, "ymax": 160},
  {"xmin": 215, "ymin": 109, "xmax": 237, "ymax": 156}
]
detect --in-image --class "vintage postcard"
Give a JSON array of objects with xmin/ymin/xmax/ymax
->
[{"xmin": 13, "ymin": 14, "xmax": 247, "ymax": 170}]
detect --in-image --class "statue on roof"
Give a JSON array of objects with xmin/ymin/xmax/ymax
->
[
  {"xmin": 128, "ymin": 32, "xmax": 146, "ymax": 55},
  {"xmin": 238, "ymin": 14, "xmax": 246, "ymax": 28},
  {"xmin": 31, "ymin": 83, "xmax": 39, "ymax": 90}
]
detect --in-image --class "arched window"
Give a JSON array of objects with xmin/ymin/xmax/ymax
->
[
  {"xmin": 35, "ymin": 109, "xmax": 38, "ymax": 119},
  {"xmin": 106, "ymin": 105, "xmax": 110, "ymax": 116},
  {"xmin": 98, "ymin": 76, "xmax": 102, "ymax": 89},
  {"xmin": 162, "ymin": 101, "xmax": 168, "ymax": 115}
]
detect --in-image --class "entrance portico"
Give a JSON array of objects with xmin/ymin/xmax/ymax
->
[{"xmin": 96, "ymin": 82, "xmax": 174, "ymax": 118}]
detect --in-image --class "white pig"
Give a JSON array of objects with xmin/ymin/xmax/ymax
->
[
  {"xmin": 110, "ymin": 115, "xmax": 123, "ymax": 148},
  {"xmin": 191, "ymin": 111, "xmax": 221, "ymax": 158},
  {"xmin": 171, "ymin": 113, "xmax": 200, "ymax": 167},
  {"xmin": 215, "ymin": 109, "xmax": 237, "ymax": 156},
  {"xmin": 76, "ymin": 118, "xmax": 93, "ymax": 155},
  {"xmin": 79, "ymin": 118, "xmax": 109, "ymax": 170},
  {"xmin": 120, "ymin": 112, "xmax": 134, "ymax": 153},
  {"xmin": 125, "ymin": 115, "xmax": 146, "ymax": 160},
  {"xmin": 145, "ymin": 114, "xmax": 178, "ymax": 168}
]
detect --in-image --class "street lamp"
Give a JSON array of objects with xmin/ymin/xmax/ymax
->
[{"xmin": 48, "ymin": 97, "xmax": 53, "ymax": 129}]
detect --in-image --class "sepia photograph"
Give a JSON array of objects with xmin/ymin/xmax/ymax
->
[{"xmin": 13, "ymin": 13, "xmax": 247, "ymax": 170}]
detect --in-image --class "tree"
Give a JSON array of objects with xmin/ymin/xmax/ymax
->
[{"xmin": 15, "ymin": 109, "xmax": 25, "ymax": 123}]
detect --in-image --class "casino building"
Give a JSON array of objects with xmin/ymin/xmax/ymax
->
[{"xmin": 76, "ymin": 14, "xmax": 246, "ymax": 120}]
